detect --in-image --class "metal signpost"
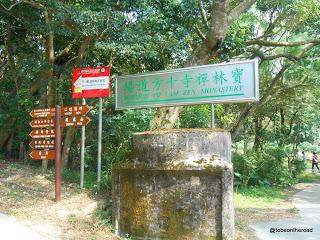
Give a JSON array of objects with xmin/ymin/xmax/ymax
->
[
  {"xmin": 80, "ymin": 99, "xmax": 86, "ymax": 188},
  {"xmin": 211, "ymin": 104, "xmax": 215, "ymax": 128},
  {"xmin": 115, "ymin": 59, "xmax": 259, "ymax": 110},
  {"xmin": 54, "ymin": 106, "xmax": 62, "ymax": 202},
  {"xmin": 29, "ymin": 105, "xmax": 92, "ymax": 202},
  {"xmin": 72, "ymin": 66, "xmax": 110, "ymax": 188}
]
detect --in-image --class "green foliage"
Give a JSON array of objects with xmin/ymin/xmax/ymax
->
[
  {"xmin": 233, "ymin": 144, "xmax": 293, "ymax": 187},
  {"xmin": 233, "ymin": 151, "xmax": 258, "ymax": 187},
  {"xmin": 179, "ymin": 105, "xmax": 211, "ymax": 128},
  {"xmin": 299, "ymin": 142, "xmax": 320, "ymax": 154},
  {"xmin": 296, "ymin": 172, "xmax": 320, "ymax": 183},
  {"xmin": 95, "ymin": 206, "xmax": 112, "ymax": 225},
  {"xmin": 62, "ymin": 168, "xmax": 96, "ymax": 189},
  {"xmin": 1, "ymin": 0, "xmax": 320, "ymax": 201}
]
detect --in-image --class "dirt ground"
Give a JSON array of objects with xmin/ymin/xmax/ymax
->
[
  {"xmin": 0, "ymin": 161, "xmax": 118, "ymax": 240},
  {"xmin": 0, "ymin": 160, "xmax": 312, "ymax": 240}
]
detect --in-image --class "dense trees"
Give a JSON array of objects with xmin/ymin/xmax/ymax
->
[{"xmin": 0, "ymin": 0, "xmax": 320, "ymax": 187}]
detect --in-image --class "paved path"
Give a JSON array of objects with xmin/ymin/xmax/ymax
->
[
  {"xmin": 0, "ymin": 213, "xmax": 60, "ymax": 240},
  {"xmin": 251, "ymin": 183, "xmax": 320, "ymax": 240}
]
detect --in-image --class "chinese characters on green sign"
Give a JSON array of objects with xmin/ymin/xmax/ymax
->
[{"xmin": 116, "ymin": 59, "xmax": 259, "ymax": 110}]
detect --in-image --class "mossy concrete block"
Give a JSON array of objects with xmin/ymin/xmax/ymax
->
[
  {"xmin": 112, "ymin": 129, "xmax": 234, "ymax": 240},
  {"xmin": 132, "ymin": 128, "xmax": 231, "ymax": 168}
]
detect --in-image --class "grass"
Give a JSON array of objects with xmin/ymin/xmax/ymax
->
[
  {"xmin": 62, "ymin": 168, "xmax": 97, "ymax": 189},
  {"xmin": 234, "ymin": 171, "xmax": 320, "ymax": 210},
  {"xmin": 62, "ymin": 168, "xmax": 112, "ymax": 192},
  {"xmin": 296, "ymin": 172, "xmax": 320, "ymax": 183},
  {"xmin": 234, "ymin": 186, "xmax": 288, "ymax": 209}
]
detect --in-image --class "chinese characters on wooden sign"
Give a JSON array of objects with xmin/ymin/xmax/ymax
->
[{"xmin": 29, "ymin": 105, "xmax": 91, "ymax": 160}]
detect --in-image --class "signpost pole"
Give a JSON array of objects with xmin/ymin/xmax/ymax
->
[
  {"xmin": 97, "ymin": 97, "xmax": 102, "ymax": 188},
  {"xmin": 211, "ymin": 104, "xmax": 215, "ymax": 128},
  {"xmin": 80, "ymin": 98, "xmax": 86, "ymax": 188},
  {"xmin": 55, "ymin": 105, "xmax": 61, "ymax": 202}
]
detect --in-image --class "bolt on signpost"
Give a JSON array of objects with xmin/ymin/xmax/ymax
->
[
  {"xmin": 72, "ymin": 66, "xmax": 111, "ymax": 189},
  {"xmin": 29, "ymin": 105, "xmax": 92, "ymax": 202}
]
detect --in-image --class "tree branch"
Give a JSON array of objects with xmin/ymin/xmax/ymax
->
[
  {"xmin": 43, "ymin": 9, "xmax": 54, "ymax": 64},
  {"xmin": 54, "ymin": 38, "xmax": 80, "ymax": 65},
  {"xmin": 0, "ymin": 0, "xmax": 44, "ymax": 11},
  {"xmin": 208, "ymin": 0, "xmax": 229, "ymax": 48},
  {"xmin": 230, "ymin": 40, "xmax": 318, "ymax": 138},
  {"xmin": 230, "ymin": 63, "xmax": 290, "ymax": 138},
  {"xmin": 195, "ymin": 26, "xmax": 206, "ymax": 41},
  {"xmin": 228, "ymin": 0, "xmax": 256, "ymax": 23},
  {"xmin": 247, "ymin": 39, "xmax": 320, "ymax": 47},
  {"xmin": 198, "ymin": 0, "xmax": 209, "ymax": 29},
  {"xmin": 249, "ymin": 48, "xmax": 300, "ymax": 61}
]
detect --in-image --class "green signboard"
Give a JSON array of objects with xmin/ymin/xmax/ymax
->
[{"xmin": 115, "ymin": 59, "xmax": 259, "ymax": 110}]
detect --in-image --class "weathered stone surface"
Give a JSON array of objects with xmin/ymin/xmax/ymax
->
[
  {"xmin": 131, "ymin": 128, "xmax": 231, "ymax": 168},
  {"xmin": 112, "ymin": 129, "xmax": 234, "ymax": 240}
]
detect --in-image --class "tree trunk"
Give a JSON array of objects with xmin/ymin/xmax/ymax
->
[
  {"xmin": 41, "ymin": 8, "xmax": 55, "ymax": 171},
  {"xmin": 6, "ymin": 134, "xmax": 14, "ymax": 159},
  {"xmin": 243, "ymin": 121, "xmax": 248, "ymax": 154},
  {"xmin": 253, "ymin": 117, "xmax": 262, "ymax": 151},
  {"xmin": 151, "ymin": 43, "xmax": 217, "ymax": 129},
  {"xmin": 61, "ymin": 127, "xmax": 76, "ymax": 168},
  {"xmin": 61, "ymin": 36, "xmax": 92, "ymax": 166},
  {"xmin": 151, "ymin": 0, "xmax": 256, "ymax": 129},
  {"xmin": 19, "ymin": 142, "xmax": 26, "ymax": 162}
]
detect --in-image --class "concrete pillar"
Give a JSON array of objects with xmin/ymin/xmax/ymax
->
[{"xmin": 112, "ymin": 129, "xmax": 234, "ymax": 240}]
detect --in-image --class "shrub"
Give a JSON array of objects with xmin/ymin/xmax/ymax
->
[{"xmin": 233, "ymin": 145, "xmax": 293, "ymax": 187}]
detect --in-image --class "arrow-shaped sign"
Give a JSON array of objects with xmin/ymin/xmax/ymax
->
[
  {"xmin": 29, "ymin": 150, "xmax": 55, "ymax": 160},
  {"xmin": 61, "ymin": 116, "xmax": 91, "ymax": 127},
  {"xmin": 29, "ymin": 108, "xmax": 55, "ymax": 118},
  {"xmin": 30, "ymin": 118, "xmax": 55, "ymax": 128},
  {"xmin": 29, "ymin": 129, "xmax": 55, "ymax": 139},
  {"xmin": 29, "ymin": 140, "xmax": 55, "ymax": 149},
  {"xmin": 61, "ymin": 105, "xmax": 91, "ymax": 116},
  {"xmin": 30, "ymin": 105, "xmax": 91, "ymax": 118},
  {"xmin": 73, "ymin": 75, "xmax": 110, "ymax": 93}
]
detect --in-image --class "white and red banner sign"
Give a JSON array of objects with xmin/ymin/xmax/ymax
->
[{"xmin": 72, "ymin": 66, "xmax": 110, "ymax": 99}]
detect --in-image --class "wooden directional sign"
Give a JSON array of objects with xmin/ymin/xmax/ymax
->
[
  {"xmin": 29, "ymin": 140, "xmax": 55, "ymax": 149},
  {"xmin": 29, "ymin": 108, "xmax": 55, "ymax": 118},
  {"xmin": 30, "ymin": 105, "xmax": 91, "ymax": 118},
  {"xmin": 29, "ymin": 115, "xmax": 91, "ymax": 128},
  {"xmin": 62, "ymin": 105, "xmax": 91, "ymax": 116},
  {"xmin": 29, "ymin": 150, "xmax": 55, "ymax": 160},
  {"xmin": 30, "ymin": 118, "xmax": 54, "ymax": 128},
  {"xmin": 61, "ymin": 116, "xmax": 91, "ymax": 127},
  {"xmin": 29, "ymin": 129, "xmax": 55, "ymax": 139}
]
